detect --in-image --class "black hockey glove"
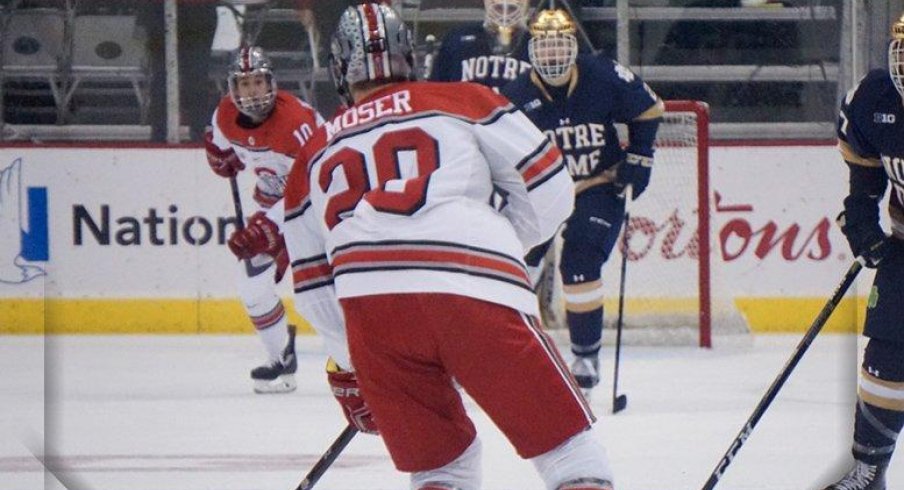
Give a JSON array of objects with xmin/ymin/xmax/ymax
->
[
  {"xmin": 836, "ymin": 209, "xmax": 888, "ymax": 268},
  {"xmin": 615, "ymin": 153, "xmax": 652, "ymax": 199}
]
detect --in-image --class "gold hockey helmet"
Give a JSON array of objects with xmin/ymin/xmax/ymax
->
[
  {"xmin": 528, "ymin": 9, "xmax": 578, "ymax": 86},
  {"xmin": 889, "ymin": 13, "xmax": 904, "ymax": 99}
]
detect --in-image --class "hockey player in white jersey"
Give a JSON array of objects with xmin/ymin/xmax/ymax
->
[
  {"xmin": 276, "ymin": 3, "xmax": 615, "ymax": 489},
  {"xmin": 205, "ymin": 46, "xmax": 324, "ymax": 394}
]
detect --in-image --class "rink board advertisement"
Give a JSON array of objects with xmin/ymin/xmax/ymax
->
[{"xmin": 0, "ymin": 144, "xmax": 873, "ymax": 334}]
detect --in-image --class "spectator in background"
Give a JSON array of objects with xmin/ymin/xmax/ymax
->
[{"xmin": 137, "ymin": 0, "xmax": 218, "ymax": 142}]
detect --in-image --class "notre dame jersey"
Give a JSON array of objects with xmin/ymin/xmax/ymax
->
[
  {"xmin": 838, "ymin": 68, "xmax": 904, "ymax": 242},
  {"xmin": 502, "ymin": 54, "xmax": 659, "ymax": 183},
  {"xmin": 838, "ymin": 68, "xmax": 904, "ymax": 342},
  {"xmin": 429, "ymin": 23, "xmax": 531, "ymax": 90}
]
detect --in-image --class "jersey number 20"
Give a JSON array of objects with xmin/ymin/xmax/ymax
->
[{"xmin": 319, "ymin": 127, "xmax": 440, "ymax": 230}]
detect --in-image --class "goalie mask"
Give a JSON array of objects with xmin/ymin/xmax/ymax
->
[
  {"xmin": 890, "ymin": 13, "xmax": 904, "ymax": 100},
  {"xmin": 529, "ymin": 9, "xmax": 579, "ymax": 86},
  {"xmin": 228, "ymin": 46, "xmax": 277, "ymax": 121},
  {"xmin": 329, "ymin": 3, "xmax": 415, "ymax": 106},
  {"xmin": 484, "ymin": 0, "xmax": 529, "ymax": 48}
]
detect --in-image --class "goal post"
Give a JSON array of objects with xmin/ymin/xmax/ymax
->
[{"xmin": 662, "ymin": 100, "xmax": 711, "ymax": 347}]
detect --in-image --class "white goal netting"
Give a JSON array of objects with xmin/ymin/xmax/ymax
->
[{"xmin": 540, "ymin": 101, "xmax": 747, "ymax": 347}]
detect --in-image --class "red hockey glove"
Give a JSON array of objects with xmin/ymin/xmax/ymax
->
[
  {"xmin": 227, "ymin": 212, "xmax": 284, "ymax": 260},
  {"xmin": 205, "ymin": 130, "xmax": 245, "ymax": 178},
  {"xmin": 327, "ymin": 360, "xmax": 378, "ymax": 434}
]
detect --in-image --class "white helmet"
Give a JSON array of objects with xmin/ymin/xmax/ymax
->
[
  {"xmin": 484, "ymin": 0, "xmax": 529, "ymax": 30},
  {"xmin": 889, "ymin": 13, "xmax": 904, "ymax": 99},
  {"xmin": 329, "ymin": 3, "xmax": 415, "ymax": 106},
  {"xmin": 227, "ymin": 46, "xmax": 277, "ymax": 120},
  {"xmin": 528, "ymin": 9, "xmax": 579, "ymax": 86},
  {"xmin": 484, "ymin": 0, "xmax": 529, "ymax": 48}
]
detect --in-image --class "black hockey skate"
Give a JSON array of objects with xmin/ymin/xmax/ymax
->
[
  {"xmin": 822, "ymin": 460, "xmax": 887, "ymax": 490},
  {"xmin": 251, "ymin": 324, "xmax": 297, "ymax": 394},
  {"xmin": 571, "ymin": 355, "xmax": 600, "ymax": 395}
]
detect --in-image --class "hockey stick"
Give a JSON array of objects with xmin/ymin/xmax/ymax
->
[
  {"xmin": 229, "ymin": 175, "xmax": 265, "ymax": 277},
  {"xmin": 700, "ymin": 259, "xmax": 864, "ymax": 490},
  {"xmin": 612, "ymin": 186, "xmax": 631, "ymax": 414},
  {"xmin": 294, "ymin": 425, "xmax": 358, "ymax": 490},
  {"xmin": 229, "ymin": 175, "xmax": 245, "ymax": 230}
]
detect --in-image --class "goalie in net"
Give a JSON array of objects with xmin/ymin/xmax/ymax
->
[{"xmin": 501, "ymin": 8, "xmax": 664, "ymax": 394}]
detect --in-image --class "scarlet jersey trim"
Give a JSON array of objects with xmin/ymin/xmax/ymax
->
[
  {"xmin": 331, "ymin": 240, "xmax": 533, "ymax": 292},
  {"xmin": 292, "ymin": 255, "xmax": 334, "ymax": 293},
  {"xmin": 516, "ymin": 139, "xmax": 565, "ymax": 191},
  {"xmin": 285, "ymin": 195, "xmax": 311, "ymax": 221}
]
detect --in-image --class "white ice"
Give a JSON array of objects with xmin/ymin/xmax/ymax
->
[{"xmin": 1, "ymin": 333, "xmax": 901, "ymax": 490}]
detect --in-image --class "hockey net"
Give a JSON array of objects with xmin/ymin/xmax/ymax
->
[{"xmin": 540, "ymin": 100, "xmax": 745, "ymax": 347}]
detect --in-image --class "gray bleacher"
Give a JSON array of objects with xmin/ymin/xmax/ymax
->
[{"xmin": 0, "ymin": 0, "xmax": 891, "ymax": 141}]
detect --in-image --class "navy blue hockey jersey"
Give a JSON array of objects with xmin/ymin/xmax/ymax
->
[
  {"xmin": 502, "ymin": 54, "xmax": 659, "ymax": 183},
  {"xmin": 429, "ymin": 23, "xmax": 531, "ymax": 90},
  {"xmin": 838, "ymin": 69, "xmax": 904, "ymax": 241}
]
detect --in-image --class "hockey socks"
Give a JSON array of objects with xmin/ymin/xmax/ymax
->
[
  {"xmin": 853, "ymin": 339, "xmax": 904, "ymax": 465},
  {"xmin": 567, "ymin": 308, "xmax": 603, "ymax": 359},
  {"xmin": 852, "ymin": 398, "xmax": 902, "ymax": 465},
  {"xmin": 251, "ymin": 301, "xmax": 289, "ymax": 362}
]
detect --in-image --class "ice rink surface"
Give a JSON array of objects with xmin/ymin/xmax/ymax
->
[{"xmin": 1, "ymin": 332, "xmax": 901, "ymax": 490}]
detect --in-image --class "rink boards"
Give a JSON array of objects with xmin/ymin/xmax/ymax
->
[{"xmin": 0, "ymin": 143, "xmax": 877, "ymax": 335}]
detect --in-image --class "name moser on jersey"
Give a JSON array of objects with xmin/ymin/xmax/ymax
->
[{"xmin": 287, "ymin": 81, "xmax": 572, "ymax": 316}]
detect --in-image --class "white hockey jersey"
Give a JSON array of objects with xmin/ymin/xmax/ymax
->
[
  {"xmin": 283, "ymin": 81, "xmax": 574, "ymax": 327},
  {"xmin": 210, "ymin": 91, "xmax": 324, "ymax": 210}
]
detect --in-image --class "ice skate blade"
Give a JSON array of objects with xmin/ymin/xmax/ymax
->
[{"xmin": 253, "ymin": 374, "xmax": 297, "ymax": 394}]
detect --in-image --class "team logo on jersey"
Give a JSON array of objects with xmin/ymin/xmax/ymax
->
[
  {"xmin": 0, "ymin": 158, "xmax": 48, "ymax": 284},
  {"xmin": 255, "ymin": 168, "xmax": 287, "ymax": 196},
  {"xmin": 874, "ymin": 112, "xmax": 896, "ymax": 124},
  {"xmin": 522, "ymin": 99, "xmax": 542, "ymax": 112}
]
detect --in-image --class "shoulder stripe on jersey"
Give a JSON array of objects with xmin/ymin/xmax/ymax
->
[
  {"xmin": 516, "ymin": 139, "xmax": 566, "ymax": 191},
  {"xmin": 285, "ymin": 196, "xmax": 311, "ymax": 221},
  {"xmin": 838, "ymin": 140, "xmax": 882, "ymax": 168},
  {"xmin": 292, "ymin": 255, "xmax": 334, "ymax": 293},
  {"xmin": 330, "ymin": 240, "xmax": 532, "ymax": 292}
]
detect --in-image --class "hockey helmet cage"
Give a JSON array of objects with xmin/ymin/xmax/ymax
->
[
  {"xmin": 484, "ymin": 0, "xmax": 529, "ymax": 30},
  {"xmin": 329, "ymin": 3, "xmax": 415, "ymax": 106},
  {"xmin": 228, "ymin": 46, "xmax": 278, "ymax": 120},
  {"xmin": 890, "ymin": 13, "xmax": 904, "ymax": 99},
  {"xmin": 529, "ymin": 9, "xmax": 579, "ymax": 85}
]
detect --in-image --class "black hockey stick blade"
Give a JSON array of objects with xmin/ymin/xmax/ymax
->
[
  {"xmin": 295, "ymin": 425, "xmax": 358, "ymax": 490},
  {"xmin": 613, "ymin": 394, "xmax": 628, "ymax": 414},
  {"xmin": 699, "ymin": 259, "xmax": 863, "ymax": 490}
]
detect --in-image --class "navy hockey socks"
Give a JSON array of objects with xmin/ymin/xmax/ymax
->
[
  {"xmin": 568, "ymin": 308, "xmax": 603, "ymax": 357},
  {"xmin": 852, "ymin": 398, "xmax": 903, "ymax": 465}
]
